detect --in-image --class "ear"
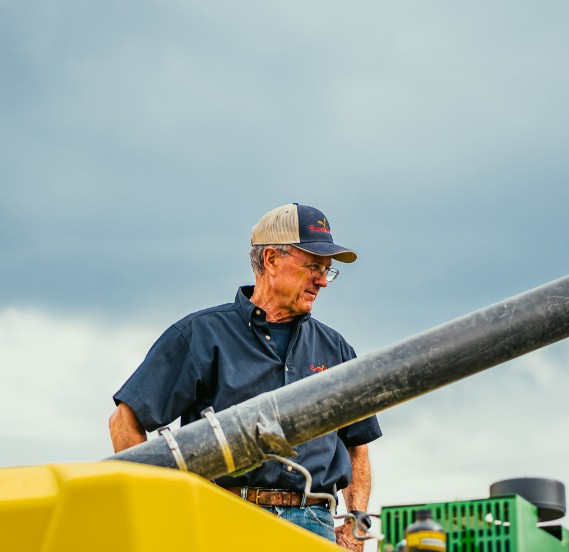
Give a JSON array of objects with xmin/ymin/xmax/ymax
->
[{"xmin": 263, "ymin": 247, "xmax": 280, "ymax": 276}]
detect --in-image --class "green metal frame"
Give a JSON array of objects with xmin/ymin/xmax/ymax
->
[{"xmin": 379, "ymin": 495, "xmax": 569, "ymax": 552}]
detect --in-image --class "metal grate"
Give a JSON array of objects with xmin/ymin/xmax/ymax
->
[
  {"xmin": 380, "ymin": 498, "xmax": 514, "ymax": 552},
  {"xmin": 380, "ymin": 495, "xmax": 569, "ymax": 552}
]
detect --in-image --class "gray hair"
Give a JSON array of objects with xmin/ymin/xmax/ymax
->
[{"xmin": 249, "ymin": 244, "xmax": 291, "ymax": 275}]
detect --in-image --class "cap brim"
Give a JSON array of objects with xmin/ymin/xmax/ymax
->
[{"xmin": 292, "ymin": 242, "xmax": 357, "ymax": 263}]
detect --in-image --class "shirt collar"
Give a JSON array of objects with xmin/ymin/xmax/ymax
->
[{"xmin": 235, "ymin": 285, "xmax": 258, "ymax": 323}]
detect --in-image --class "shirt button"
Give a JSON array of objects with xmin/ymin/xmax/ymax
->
[
  {"xmin": 285, "ymin": 366, "xmax": 289, "ymax": 372},
  {"xmin": 255, "ymin": 309, "xmax": 261, "ymax": 315},
  {"xmin": 265, "ymin": 335, "xmax": 271, "ymax": 340},
  {"xmin": 287, "ymin": 466, "xmax": 293, "ymax": 472}
]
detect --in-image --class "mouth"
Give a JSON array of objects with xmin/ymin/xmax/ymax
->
[{"xmin": 305, "ymin": 289, "xmax": 318, "ymax": 300}]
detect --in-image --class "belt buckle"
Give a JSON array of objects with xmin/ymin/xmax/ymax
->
[{"xmin": 254, "ymin": 488, "xmax": 286, "ymax": 507}]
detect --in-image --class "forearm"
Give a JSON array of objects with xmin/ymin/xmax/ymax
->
[
  {"xmin": 343, "ymin": 444, "xmax": 372, "ymax": 511},
  {"xmin": 335, "ymin": 444, "xmax": 372, "ymax": 550},
  {"xmin": 109, "ymin": 402, "xmax": 147, "ymax": 453}
]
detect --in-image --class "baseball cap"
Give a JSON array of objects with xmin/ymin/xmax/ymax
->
[{"xmin": 251, "ymin": 203, "xmax": 357, "ymax": 263}]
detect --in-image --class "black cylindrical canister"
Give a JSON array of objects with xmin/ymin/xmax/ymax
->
[{"xmin": 404, "ymin": 509, "xmax": 446, "ymax": 552}]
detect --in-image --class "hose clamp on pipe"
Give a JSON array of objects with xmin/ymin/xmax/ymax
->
[
  {"xmin": 157, "ymin": 426, "xmax": 189, "ymax": 471},
  {"xmin": 201, "ymin": 407, "xmax": 236, "ymax": 473}
]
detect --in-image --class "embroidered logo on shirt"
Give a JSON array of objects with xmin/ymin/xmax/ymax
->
[
  {"xmin": 309, "ymin": 218, "xmax": 331, "ymax": 234},
  {"xmin": 310, "ymin": 364, "xmax": 328, "ymax": 373}
]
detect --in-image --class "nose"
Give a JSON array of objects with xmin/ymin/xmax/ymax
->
[{"xmin": 314, "ymin": 270, "xmax": 328, "ymax": 288}]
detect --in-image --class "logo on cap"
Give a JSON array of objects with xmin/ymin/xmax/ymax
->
[{"xmin": 309, "ymin": 217, "xmax": 331, "ymax": 234}]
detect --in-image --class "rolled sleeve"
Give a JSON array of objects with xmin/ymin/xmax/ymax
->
[
  {"xmin": 113, "ymin": 325, "xmax": 202, "ymax": 432},
  {"xmin": 338, "ymin": 415, "xmax": 382, "ymax": 448}
]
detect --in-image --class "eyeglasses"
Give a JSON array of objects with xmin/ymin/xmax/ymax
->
[{"xmin": 285, "ymin": 251, "xmax": 340, "ymax": 282}]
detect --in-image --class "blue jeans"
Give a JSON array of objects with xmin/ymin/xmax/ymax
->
[{"xmin": 261, "ymin": 504, "xmax": 336, "ymax": 542}]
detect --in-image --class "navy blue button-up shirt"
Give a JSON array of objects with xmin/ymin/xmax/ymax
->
[{"xmin": 114, "ymin": 286, "xmax": 382, "ymax": 493}]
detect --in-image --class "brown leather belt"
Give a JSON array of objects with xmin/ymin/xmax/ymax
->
[{"xmin": 224, "ymin": 487, "xmax": 330, "ymax": 508}]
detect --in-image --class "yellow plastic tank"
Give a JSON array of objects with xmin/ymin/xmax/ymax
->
[{"xmin": 0, "ymin": 462, "xmax": 339, "ymax": 551}]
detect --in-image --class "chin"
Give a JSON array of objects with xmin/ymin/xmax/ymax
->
[{"xmin": 298, "ymin": 302, "xmax": 314, "ymax": 314}]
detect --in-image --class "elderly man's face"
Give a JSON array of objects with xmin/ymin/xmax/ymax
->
[{"xmin": 273, "ymin": 248, "xmax": 332, "ymax": 316}]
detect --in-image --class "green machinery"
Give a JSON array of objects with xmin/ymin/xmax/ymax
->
[{"xmin": 380, "ymin": 478, "xmax": 568, "ymax": 552}]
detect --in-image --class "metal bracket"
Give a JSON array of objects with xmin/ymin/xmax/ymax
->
[
  {"xmin": 201, "ymin": 407, "xmax": 236, "ymax": 473},
  {"xmin": 157, "ymin": 426, "xmax": 188, "ymax": 472},
  {"xmin": 265, "ymin": 453, "xmax": 337, "ymax": 511},
  {"xmin": 265, "ymin": 453, "xmax": 383, "ymax": 543},
  {"xmin": 341, "ymin": 511, "xmax": 383, "ymax": 542}
]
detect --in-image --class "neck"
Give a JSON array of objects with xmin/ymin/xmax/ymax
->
[{"xmin": 250, "ymin": 278, "xmax": 296, "ymax": 323}]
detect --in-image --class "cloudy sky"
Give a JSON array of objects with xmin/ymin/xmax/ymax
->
[{"xmin": 2, "ymin": 0, "xmax": 568, "ymax": 534}]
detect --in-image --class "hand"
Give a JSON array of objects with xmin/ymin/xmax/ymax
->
[{"xmin": 335, "ymin": 522, "xmax": 365, "ymax": 550}]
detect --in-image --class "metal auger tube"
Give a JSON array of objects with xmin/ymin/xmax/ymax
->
[{"xmin": 108, "ymin": 275, "xmax": 569, "ymax": 479}]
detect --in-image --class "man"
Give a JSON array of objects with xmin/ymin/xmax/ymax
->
[{"xmin": 109, "ymin": 203, "xmax": 382, "ymax": 549}]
